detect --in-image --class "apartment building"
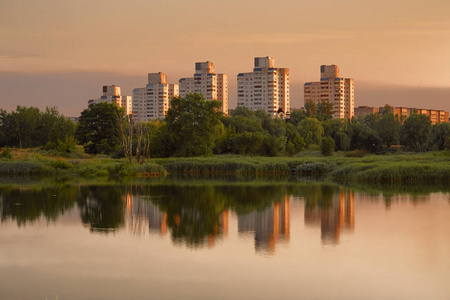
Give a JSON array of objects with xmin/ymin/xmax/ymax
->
[
  {"xmin": 354, "ymin": 106, "xmax": 379, "ymax": 118},
  {"xmin": 132, "ymin": 72, "xmax": 179, "ymax": 122},
  {"xmin": 378, "ymin": 106, "xmax": 449, "ymax": 124},
  {"xmin": 179, "ymin": 61, "xmax": 228, "ymax": 115},
  {"xmin": 304, "ymin": 65, "xmax": 354, "ymax": 119},
  {"xmin": 88, "ymin": 85, "xmax": 132, "ymax": 115},
  {"xmin": 237, "ymin": 56, "xmax": 290, "ymax": 118}
]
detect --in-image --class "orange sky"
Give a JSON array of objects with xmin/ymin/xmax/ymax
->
[{"xmin": 1, "ymin": 0, "xmax": 449, "ymax": 116}]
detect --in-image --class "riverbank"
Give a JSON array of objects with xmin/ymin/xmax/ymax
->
[{"xmin": 1, "ymin": 147, "xmax": 450, "ymax": 183}]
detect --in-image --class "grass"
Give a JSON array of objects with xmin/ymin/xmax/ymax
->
[{"xmin": 1, "ymin": 147, "xmax": 450, "ymax": 183}]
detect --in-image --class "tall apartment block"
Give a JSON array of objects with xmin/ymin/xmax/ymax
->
[
  {"xmin": 179, "ymin": 61, "xmax": 228, "ymax": 115},
  {"xmin": 88, "ymin": 85, "xmax": 132, "ymax": 115},
  {"xmin": 132, "ymin": 72, "xmax": 179, "ymax": 122},
  {"xmin": 237, "ymin": 57, "xmax": 290, "ymax": 118},
  {"xmin": 304, "ymin": 65, "xmax": 354, "ymax": 119}
]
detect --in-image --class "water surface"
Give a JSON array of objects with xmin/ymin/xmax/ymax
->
[{"xmin": 1, "ymin": 178, "xmax": 449, "ymax": 300}]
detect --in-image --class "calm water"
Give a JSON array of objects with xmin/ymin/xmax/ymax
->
[{"xmin": 1, "ymin": 178, "xmax": 449, "ymax": 300}]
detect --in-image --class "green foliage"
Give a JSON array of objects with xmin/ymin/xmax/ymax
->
[
  {"xmin": 0, "ymin": 147, "xmax": 13, "ymax": 159},
  {"xmin": 427, "ymin": 122, "xmax": 450, "ymax": 150},
  {"xmin": 288, "ymin": 109, "xmax": 306, "ymax": 126},
  {"xmin": 335, "ymin": 132, "xmax": 350, "ymax": 151},
  {"xmin": 296, "ymin": 162, "xmax": 334, "ymax": 175},
  {"xmin": 165, "ymin": 93, "xmax": 223, "ymax": 157},
  {"xmin": 0, "ymin": 106, "xmax": 75, "ymax": 150},
  {"xmin": 298, "ymin": 117, "xmax": 324, "ymax": 148},
  {"xmin": 376, "ymin": 108, "xmax": 401, "ymax": 147},
  {"xmin": 75, "ymin": 102, "xmax": 122, "ymax": 155},
  {"xmin": 57, "ymin": 136, "xmax": 77, "ymax": 153},
  {"xmin": 49, "ymin": 159, "xmax": 74, "ymax": 170},
  {"xmin": 316, "ymin": 100, "xmax": 334, "ymax": 120},
  {"xmin": 349, "ymin": 123, "xmax": 382, "ymax": 153},
  {"xmin": 400, "ymin": 113, "xmax": 431, "ymax": 151},
  {"xmin": 304, "ymin": 100, "xmax": 316, "ymax": 116},
  {"xmin": 321, "ymin": 136, "xmax": 335, "ymax": 156}
]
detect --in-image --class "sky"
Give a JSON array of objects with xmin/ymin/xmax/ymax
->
[{"xmin": 1, "ymin": 0, "xmax": 449, "ymax": 116}]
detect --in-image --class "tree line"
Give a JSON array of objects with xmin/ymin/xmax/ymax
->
[
  {"xmin": 0, "ymin": 106, "xmax": 76, "ymax": 152},
  {"xmin": 1, "ymin": 95, "xmax": 450, "ymax": 159}
]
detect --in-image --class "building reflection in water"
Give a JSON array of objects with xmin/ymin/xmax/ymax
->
[
  {"xmin": 125, "ymin": 191, "xmax": 168, "ymax": 237},
  {"xmin": 123, "ymin": 186, "xmax": 353, "ymax": 250},
  {"xmin": 238, "ymin": 196, "xmax": 290, "ymax": 254},
  {"xmin": 125, "ymin": 190, "xmax": 228, "ymax": 248},
  {"xmin": 304, "ymin": 188, "xmax": 354, "ymax": 245}
]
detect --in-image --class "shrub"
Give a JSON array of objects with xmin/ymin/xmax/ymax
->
[{"xmin": 0, "ymin": 147, "xmax": 13, "ymax": 159}]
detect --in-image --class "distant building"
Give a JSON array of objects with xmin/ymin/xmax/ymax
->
[
  {"xmin": 88, "ymin": 85, "xmax": 132, "ymax": 115},
  {"xmin": 237, "ymin": 56, "xmax": 290, "ymax": 118},
  {"xmin": 354, "ymin": 106, "xmax": 379, "ymax": 118},
  {"xmin": 304, "ymin": 65, "xmax": 354, "ymax": 119},
  {"xmin": 132, "ymin": 72, "xmax": 179, "ymax": 122},
  {"xmin": 179, "ymin": 61, "xmax": 228, "ymax": 115},
  {"xmin": 355, "ymin": 105, "xmax": 449, "ymax": 124}
]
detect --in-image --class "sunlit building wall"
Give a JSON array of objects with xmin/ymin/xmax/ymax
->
[
  {"xmin": 304, "ymin": 65, "xmax": 354, "ymax": 119},
  {"xmin": 179, "ymin": 61, "xmax": 228, "ymax": 115},
  {"xmin": 88, "ymin": 85, "xmax": 132, "ymax": 115},
  {"xmin": 237, "ymin": 56, "xmax": 290, "ymax": 118},
  {"xmin": 132, "ymin": 72, "xmax": 179, "ymax": 122},
  {"xmin": 378, "ymin": 106, "xmax": 449, "ymax": 124}
]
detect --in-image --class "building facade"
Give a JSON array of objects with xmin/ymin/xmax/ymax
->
[
  {"xmin": 132, "ymin": 72, "xmax": 179, "ymax": 122},
  {"xmin": 88, "ymin": 85, "xmax": 132, "ymax": 115},
  {"xmin": 304, "ymin": 65, "xmax": 354, "ymax": 119},
  {"xmin": 179, "ymin": 61, "xmax": 228, "ymax": 115},
  {"xmin": 354, "ymin": 106, "xmax": 379, "ymax": 118},
  {"xmin": 237, "ymin": 56, "xmax": 290, "ymax": 118},
  {"xmin": 379, "ymin": 106, "xmax": 448, "ymax": 124}
]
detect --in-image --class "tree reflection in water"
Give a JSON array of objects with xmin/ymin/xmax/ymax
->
[{"xmin": 1, "ymin": 180, "xmax": 443, "ymax": 253}]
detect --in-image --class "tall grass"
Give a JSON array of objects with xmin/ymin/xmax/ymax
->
[{"xmin": 1, "ymin": 151, "xmax": 450, "ymax": 182}]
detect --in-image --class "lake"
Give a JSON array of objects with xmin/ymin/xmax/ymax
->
[{"xmin": 1, "ymin": 177, "xmax": 449, "ymax": 300}]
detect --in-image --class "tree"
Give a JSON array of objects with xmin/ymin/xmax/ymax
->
[
  {"xmin": 321, "ymin": 136, "xmax": 335, "ymax": 156},
  {"xmin": 317, "ymin": 100, "xmax": 334, "ymax": 120},
  {"xmin": 288, "ymin": 109, "xmax": 307, "ymax": 126},
  {"xmin": 165, "ymin": 93, "xmax": 223, "ymax": 157},
  {"xmin": 116, "ymin": 112, "xmax": 134, "ymax": 163},
  {"xmin": 75, "ymin": 102, "xmax": 122, "ymax": 155},
  {"xmin": 304, "ymin": 100, "xmax": 317, "ymax": 116},
  {"xmin": 349, "ymin": 123, "xmax": 382, "ymax": 153},
  {"xmin": 400, "ymin": 113, "xmax": 431, "ymax": 152},
  {"xmin": 427, "ymin": 122, "xmax": 450, "ymax": 151},
  {"xmin": 376, "ymin": 109, "xmax": 401, "ymax": 147},
  {"xmin": 298, "ymin": 117, "xmax": 324, "ymax": 148}
]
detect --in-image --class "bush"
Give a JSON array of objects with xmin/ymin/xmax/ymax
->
[
  {"xmin": 320, "ymin": 136, "xmax": 335, "ymax": 156},
  {"xmin": 0, "ymin": 147, "xmax": 13, "ymax": 159}
]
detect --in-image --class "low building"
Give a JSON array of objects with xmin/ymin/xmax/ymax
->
[
  {"xmin": 354, "ymin": 106, "xmax": 379, "ymax": 118},
  {"xmin": 356, "ymin": 105, "xmax": 449, "ymax": 124}
]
